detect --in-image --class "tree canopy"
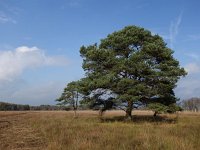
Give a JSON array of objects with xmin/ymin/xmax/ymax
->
[{"xmin": 58, "ymin": 26, "xmax": 187, "ymax": 118}]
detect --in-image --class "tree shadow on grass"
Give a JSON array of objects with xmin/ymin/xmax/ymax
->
[{"xmin": 100, "ymin": 115, "xmax": 177, "ymax": 124}]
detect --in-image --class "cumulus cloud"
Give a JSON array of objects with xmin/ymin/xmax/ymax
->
[
  {"xmin": 0, "ymin": 46, "xmax": 69, "ymax": 105},
  {"xmin": 0, "ymin": 46, "xmax": 68, "ymax": 81}
]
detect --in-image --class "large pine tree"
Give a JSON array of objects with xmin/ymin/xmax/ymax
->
[{"xmin": 79, "ymin": 26, "xmax": 186, "ymax": 118}]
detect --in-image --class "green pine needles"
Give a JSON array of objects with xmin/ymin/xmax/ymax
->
[{"xmin": 58, "ymin": 26, "xmax": 187, "ymax": 118}]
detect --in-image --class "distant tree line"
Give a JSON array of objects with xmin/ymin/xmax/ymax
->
[
  {"xmin": 30, "ymin": 105, "xmax": 70, "ymax": 111},
  {"xmin": 181, "ymin": 98, "xmax": 200, "ymax": 112},
  {"xmin": 0, "ymin": 102, "xmax": 30, "ymax": 111},
  {"xmin": 2, "ymin": 97, "xmax": 199, "ymax": 112},
  {"xmin": 0, "ymin": 102, "xmax": 72, "ymax": 111}
]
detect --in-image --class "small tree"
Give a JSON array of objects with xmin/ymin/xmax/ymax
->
[
  {"xmin": 147, "ymin": 103, "xmax": 182, "ymax": 117},
  {"xmin": 57, "ymin": 81, "xmax": 80, "ymax": 117},
  {"xmin": 148, "ymin": 103, "xmax": 168, "ymax": 117}
]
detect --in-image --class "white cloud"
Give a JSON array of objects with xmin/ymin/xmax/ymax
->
[
  {"xmin": 16, "ymin": 46, "xmax": 39, "ymax": 53},
  {"xmin": 185, "ymin": 63, "xmax": 200, "ymax": 74},
  {"xmin": 12, "ymin": 81, "xmax": 66, "ymax": 105},
  {"xmin": 0, "ymin": 79, "xmax": 66, "ymax": 105},
  {"xmin": 169, "ymin": 12, "xmax": 182, "ymax": 48},
  {"xmin": 0, "ymin": 46, "xmax": 69, "ymax": 105},
  {"xmin": 0, "ymin": 12, "xmax": 16, "ymax": 24},
  {"xmin": 175, "ymin": 75, "xmax": 200, "ymax": 100},
  {"xmin": 0, "ymin": 46, "xmax": 68, "ymax": 81}
]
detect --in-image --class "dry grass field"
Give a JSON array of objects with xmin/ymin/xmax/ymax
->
[{"xmin": 0, "ymin": 110, "xmax": 199, "ymax": 150}]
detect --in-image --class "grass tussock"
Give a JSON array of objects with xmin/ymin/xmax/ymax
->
[{"xmin": 0, "ymin": 110, "xmax": 200, "ymax": 150}]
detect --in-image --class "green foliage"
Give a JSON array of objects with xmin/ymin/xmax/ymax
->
[
  {"xmin": 168, "ymin": 104, "xmax": 183, "ymax": 113},
  {"xmin": 56, "ymin": 80, "xmax": 92, "ymax": 110},
  {"xmin": 147, "ymin": 103, "xmax": 168, "ymax": 114},
  {"xmin": 60, "ymin": 25, "xmax": 187, "ymax": 117},
  {"xmin": 148, "ymin": 103, "xmax": 183, "ymax": 115},
  {"xmin": 57, "ymin": 81, "xmax": 79, "ymax": 110}
]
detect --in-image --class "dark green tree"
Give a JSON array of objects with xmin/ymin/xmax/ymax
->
[{"xmin": 79, "ymin": 26, "xmax": 186, "ymax": 119}]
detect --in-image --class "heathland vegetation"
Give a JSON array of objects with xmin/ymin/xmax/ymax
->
[{"xmin": 0, "ymin": 111, "xmax": 200, "ymax": 150}]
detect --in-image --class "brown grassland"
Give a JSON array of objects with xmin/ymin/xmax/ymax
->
[{"xmin": 0, "ymin": 110, "xmax": 199, "ymax": 150}]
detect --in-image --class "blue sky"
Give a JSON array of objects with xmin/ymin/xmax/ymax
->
[{"xmin": 0, "ymin": 0, "xmax": 200, "ymax": 105}]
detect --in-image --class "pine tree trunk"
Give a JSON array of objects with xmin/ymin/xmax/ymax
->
[
  {"xmin": 153, "ymin": 111, "xmax": 157, "ymax": 117},
  {"xmin": 74, "ymin": 109, "xmax": 77, "ymax": 118},
  {"xmin": 125, "ymin": 101, "xmax": 133, "ymax": 120}
]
